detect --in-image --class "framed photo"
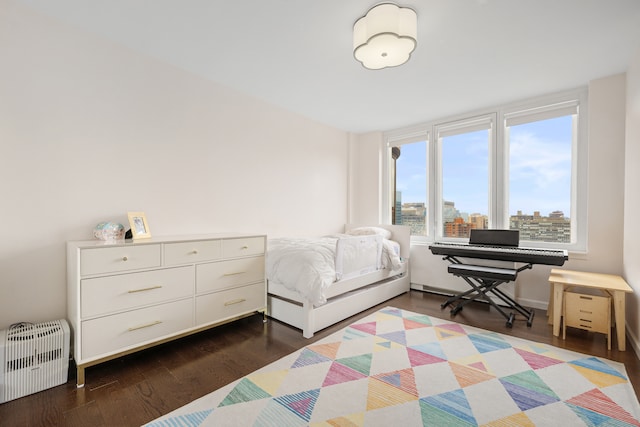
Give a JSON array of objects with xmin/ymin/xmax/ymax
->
[{"xmin": 127, "ymin": 212, "xmax": 151, "ymax": 239}]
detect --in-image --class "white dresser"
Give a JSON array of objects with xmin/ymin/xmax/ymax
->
[{"xmin": 67, "ymin": 233, "xmax": 266, "ymax": 387}]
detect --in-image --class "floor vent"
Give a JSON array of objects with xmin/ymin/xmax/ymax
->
[{"xmin": 0, "ymin": 319, "xmax": 70, "ymax": 403}]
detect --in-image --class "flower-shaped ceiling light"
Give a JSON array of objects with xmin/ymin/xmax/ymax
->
[{"xmin": 353, "ymin": 3, "xmax": 417, "ymax": 70}]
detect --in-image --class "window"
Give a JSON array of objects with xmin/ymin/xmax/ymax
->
[
  {"xmin": 437, "ymin": 115, "xmax": 494, "ymax": 238},
  {"xmin": 390, "ymin": 139, "xmax": 428, "ymax": 236},
  {"xmin": 384, "ymin": 90, "xmax": 587, "ymax": 250},
  {"xmin": 505, "ymin": 105, "xmax": 576, "ymax": 244}
]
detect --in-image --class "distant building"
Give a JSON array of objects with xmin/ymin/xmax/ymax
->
[
  {"xmin": 400, "ymin": 201, "xmax": 570, "ymax": 243},
  {"xmin": 442, "ymin": 201, "xmax": 459, "ymax": 225},
  {"xmin": 394, "ymin": 191, "xmax": 402, "ymax": 225},
  {"xmin": 510, "ymin": 210, "xmax": 570, "ymax": 243},
  {"xmin": 468, "ymin": 213, "xmax": 487, "ymax": 229},
  {"xmin": 400, "ymin": 202, "xmax": 427, "ymax": 236},
  {"xmin": 445, "ymin": 217, "xmax": 475, "ymax": 237}
]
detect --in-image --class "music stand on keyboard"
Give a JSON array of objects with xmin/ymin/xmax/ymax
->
[{"xmin": 469, "ymin": 229, "xmax": 519, "ymax": 247}]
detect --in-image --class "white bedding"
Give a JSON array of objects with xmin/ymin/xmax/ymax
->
[{"xmin": 266, "ymin": 234, "xmax": 403, "ymax": 306}]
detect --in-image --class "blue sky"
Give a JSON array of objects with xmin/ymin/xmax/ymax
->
[{"xmin": 395, "ymin": 115, "xmax": 572, "ymax": 217}]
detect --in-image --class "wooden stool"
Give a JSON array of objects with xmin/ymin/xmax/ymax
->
[{"xmin": 562, "ymin": 286, "xmax": 611, "ymax": 350}]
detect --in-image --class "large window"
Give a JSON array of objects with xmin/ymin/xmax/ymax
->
[
  {"xmin": 506, "ymin": 105, "xmax": 576, "ymax": 244},
  {"xmin": 391, "ymin": 140, "xmax": 428, "ymax": 236},
  {"xmin": 386, "ymin": 90, "xmax": 586, "ymax": 250},
  {"xmin": 437, "ymin": 115, "xmax": 493, "ymax": 238}
]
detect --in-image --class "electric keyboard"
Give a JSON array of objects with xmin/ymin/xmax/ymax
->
[
  {"xmin": 429, "ymin": 242, "xmax": 568, "ymax": 266},
  {"xmin": 429, "ymin": 229, "xmax": 569, "ymax": 327}
]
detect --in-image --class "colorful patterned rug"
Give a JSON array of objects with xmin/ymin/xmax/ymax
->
[{"xmin": 146, "ymin": 307, "xmax": 640, "ymax": 426}]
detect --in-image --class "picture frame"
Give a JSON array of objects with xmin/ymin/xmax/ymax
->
[{"xmin": 127, "ymin": 212, "xmax": 151, "ymax": 239}]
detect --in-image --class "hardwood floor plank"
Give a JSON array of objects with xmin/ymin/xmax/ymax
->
[
  {"xmin": 61, "ymin": 400, "xmax": 106, "ymax": 427},
  {"xmin": 0, "ymin": 290, "xmax": 637, "ymax": 427}
]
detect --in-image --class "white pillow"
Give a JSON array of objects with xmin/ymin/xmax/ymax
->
[{"xmin": 346, "ymin": 226, "xmax": 392, "ymax": 240}]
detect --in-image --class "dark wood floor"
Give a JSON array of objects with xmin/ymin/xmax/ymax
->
[{"xmin": 1, "ymin": 290, "xmax": 638, "ymax": 426}]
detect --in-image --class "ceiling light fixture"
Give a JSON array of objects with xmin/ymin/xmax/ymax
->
[{"xmin": 353, "ymin": 3, "xmax": 417, "ymax": 70}]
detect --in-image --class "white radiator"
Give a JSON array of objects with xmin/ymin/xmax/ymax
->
[{"xmin": 0, "ymin": 319, "xmax": 70, "ymax": 403}]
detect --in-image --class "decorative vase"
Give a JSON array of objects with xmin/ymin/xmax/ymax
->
[{"xmin": 93, "ymin": 222, "xmax": 125, "ymax": 241}]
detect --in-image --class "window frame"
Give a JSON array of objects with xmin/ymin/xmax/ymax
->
[
  {"xmin": 384, "ymin": 126, "xmax": 430, "ymax": 238},
  {"xmin": 382, "ymin": 88, "xmax": 588, "ymax": 252},
  {"xmin": 435, "ymin": 113, "xmax": 496, "ymax": 240}
]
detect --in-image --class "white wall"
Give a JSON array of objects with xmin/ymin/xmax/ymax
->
[
  {"xmin": 0, "ymin": 3, "xmax": 349, "ymax": 328},
  {"xmin": 350, "ymin": 74, "xmax": 628, "ymax": 310},
  {"xmin": 348, "ymin": 132, "xmax": 383, "ymax": 225},
  {"xmin": 624, "ymin": 47, "xmax": 640, "ymax": 355}
]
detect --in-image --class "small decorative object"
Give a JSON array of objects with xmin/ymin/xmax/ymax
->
[
  {"xmin": 93, "ymin": 222, "xmax": 125, "ymax": 241},
  {"xmin": 127, "ymin": 212, "xmax": 151, "ymax": 239}
]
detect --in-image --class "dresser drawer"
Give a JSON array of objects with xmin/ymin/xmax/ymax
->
[
  {"xmin": 81, "ymin": 299, "xmax": 193, "ymax": 360},
  {"xmin": 196, "ymin": 282, "xmax": 266, "ymax": 325},
  {"xmin": 222, "ymin": 237, "xmax": 265, "ymax": 258},
  {"xmin": 196, "ymin": 257, "xmax": 265, "ymax": 293},
  {"xmin": 81, "ymin": 266, "xmax": 194, "ymax": 318},
  {"xmin": 81, "ymin": 244, "xmax": 161, "ymax": 275},
  {"xmin": 564, "ymin": 291, "xmax": 610, "ymax": 333},
  {"xmin": 164, "ymin": 240, "xmax": 222, "ymax": 266}
]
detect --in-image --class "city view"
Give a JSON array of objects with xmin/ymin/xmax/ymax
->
[
  {"xmin": 392, "ymin": 115, "xmax": 574, "ymax": 245},
  {"xmin": 395, "ymin": 194, "xmax": 571, "ymax": 243}
]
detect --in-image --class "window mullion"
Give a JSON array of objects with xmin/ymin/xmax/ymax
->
[
  {"xmin": 432, "ymin": 128, "xmax": 442, "ymax": 239},
  {"xmin": 494, "ymin": 112, "xmax": 507, "ymax": 229}
]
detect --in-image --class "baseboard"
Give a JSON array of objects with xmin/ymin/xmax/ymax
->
[
  {"xmin": 410, "ymin": 283, "xmax": 548, "ymax": 310},
  {"xmin": 516, "ymin": 297, "xmax": 548, "ymax": 311},
  {"xmin": 626, "ymin": 328, "xmax": 640, "ymax": 360},
  {"xmin": 410, "ymin": 283, "xmax": 456, "ymax": 296}
]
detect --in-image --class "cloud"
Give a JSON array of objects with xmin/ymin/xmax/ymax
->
[
  {"xmin": 509, "ymin": 131, "xmax": 571, "ymax": 189},
  {"xmin": 508, "ymin": 129, "xmax": 572, "ymax": 215}
]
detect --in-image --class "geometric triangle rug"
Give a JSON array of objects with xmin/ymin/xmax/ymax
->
[{"xmin": 145, "ymin": 307, "xmax": 640, "ymax": 426}]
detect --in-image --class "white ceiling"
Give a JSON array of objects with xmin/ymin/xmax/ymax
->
[{"xmin": 15, "ymin": 0, "xmax": 640, "ymax": 133}]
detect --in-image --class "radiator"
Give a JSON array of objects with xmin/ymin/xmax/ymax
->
[{"xmin": 0, "ymin": 319, "xmax": 70, "ymax": 403}]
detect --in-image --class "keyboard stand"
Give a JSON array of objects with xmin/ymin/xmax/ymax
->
[{"xmin": 441, "ymin": 256, "xmax": 534, "ymax": 328}]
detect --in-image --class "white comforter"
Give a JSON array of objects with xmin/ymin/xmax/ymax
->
[{"xmin": 266, "ymin": 235, "xmax": 402, "ymax": 306}]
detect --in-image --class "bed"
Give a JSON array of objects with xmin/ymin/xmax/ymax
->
[{"xmin": 266, "ymin": 224, "xmax": 411, "ymax": 338}]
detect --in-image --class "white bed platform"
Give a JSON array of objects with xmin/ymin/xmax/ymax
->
[{"xmin": 267, "ymin": 224, "xmax": 411, "ymax": 338}]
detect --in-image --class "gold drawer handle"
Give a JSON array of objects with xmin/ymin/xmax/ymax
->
[
  {"xmin": 191, "ymin": 250, "xmax": 199, "ymax": 255},
  {"xmin": 122, "ymin": 256, "xmax": 128, "ymax": 261},
  {"xmin": 241, "ymin": 246, "xmax": 249, "ymax": 250},
  {"xmin": 224, "ymin": 298, "xmax": 246, "ymax": 306},
  {"xmin": 223, "ymin": 271, "xmax": 246, "ymax": 276},
  {"xmin": 128, "ymin": 320, "xmax": 162, "ymax": 331},
  {"xmin": 128, "ymin": 285, "xmax": 163, "ymax": 293}
]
